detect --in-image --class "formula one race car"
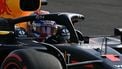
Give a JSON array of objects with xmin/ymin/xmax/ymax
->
[{"xmin": 0, "ymin": 12, "xmax": 122, "ymax": 69}]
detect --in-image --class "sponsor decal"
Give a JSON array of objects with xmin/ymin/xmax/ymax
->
[{"xmin": 0, "ymin": 0, "xmax": 12, "ymax": 15}]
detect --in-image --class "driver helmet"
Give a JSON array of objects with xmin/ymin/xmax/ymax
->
[
  {"xmin": 32, "ymin": 20, "xmax": 58, "ymax": 41},
  {"xmin": 31, "ymin": 10, "xmax": 56, "ymax": 41}
]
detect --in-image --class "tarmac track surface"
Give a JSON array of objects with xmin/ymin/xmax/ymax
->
[{"xmin": 42, "ymin": 0, "xmax": 122, "ymax": 36}]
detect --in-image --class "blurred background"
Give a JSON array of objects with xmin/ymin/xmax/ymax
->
[{"xmin": 42, "ymin": 0, "xmax": 122, "ymax": 36}]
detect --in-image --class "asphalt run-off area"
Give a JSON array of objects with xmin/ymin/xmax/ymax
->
[{"xmin": 42, "ymin": 0, "xmax": 122, "ymax": 36}]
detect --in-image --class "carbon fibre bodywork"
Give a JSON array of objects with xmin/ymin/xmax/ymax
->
[{"xmin": 0, "ymin": 13, "xmax": 122, "ymax": 69}]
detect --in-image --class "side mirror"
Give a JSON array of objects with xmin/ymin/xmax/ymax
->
[
  {"xmin": 114, "ymin": 28, "xmax": 122, "ymax": 43},
  {"xmin": 41, "ymin": 0, "xmax": 48, "ymax": 6},
  {"xmin": 71, "ymin": 14, "xmax": 85, "ymax": 24},
  {"xmin": 114, "ymin": 28, "xmax": 122, "ymax": 36},
  {"xmin": 20, "ymin": 0, "xmax": 40, "ymax": 11}
]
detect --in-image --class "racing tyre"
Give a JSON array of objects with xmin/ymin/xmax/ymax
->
[{"xmin": 1, "ymin": 48, "xmax": 63, "ymax": 69}]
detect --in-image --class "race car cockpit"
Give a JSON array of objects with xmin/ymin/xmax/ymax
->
[{"xmin": 0, "ymin": 12, "xmax": 84, "ymax": 44}]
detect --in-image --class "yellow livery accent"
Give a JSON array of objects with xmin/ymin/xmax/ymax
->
[{"xmin": 0, "ymin": 31, "xmax": 10, "ymax": 35}]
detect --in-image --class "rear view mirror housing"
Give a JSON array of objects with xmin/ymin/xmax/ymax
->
[
  {"xmin": 114, "ymin": 28, "xmax": 122, "ymax": 43},
  {"xmin": 114, "ymin": 28, "xmax": 122, "ymax": 36},
  {"xmin": 41, "ymin": 0, "xmax": 48, "ymax": 6},
  {"xmin": 20, "ymin": 0, "xmax": 48, "ymax": 11},
  {"xmin": 20, "ymin": 0, "xmax": 40, "ymax": 11}
]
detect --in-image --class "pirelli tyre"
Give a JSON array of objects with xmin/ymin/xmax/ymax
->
[{"xmin": 1, "ymin": 48, "xmax": 64, "ymax": 69}]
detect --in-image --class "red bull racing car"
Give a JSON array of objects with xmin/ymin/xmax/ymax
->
[{"xmin": 0, "ymin": 12, "xmax": 122, "ymax": 69}]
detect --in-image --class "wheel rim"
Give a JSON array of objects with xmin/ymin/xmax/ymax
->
[{"xmin": 4, "ymin": 62, "xmax": 20, "ymax": 69}]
